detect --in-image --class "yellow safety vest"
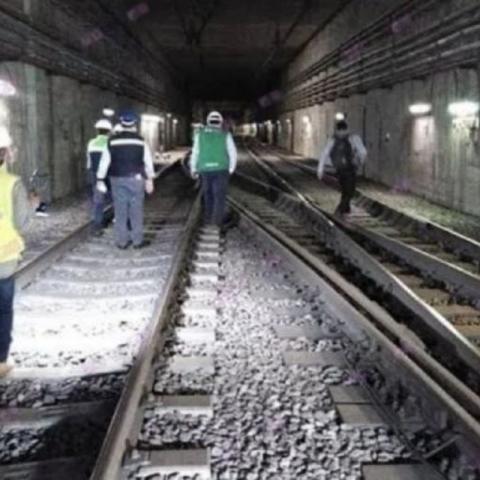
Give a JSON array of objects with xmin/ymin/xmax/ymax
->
[{"xmin": 0, "ymin": 167, "xmax": 25, "ymax": 263}]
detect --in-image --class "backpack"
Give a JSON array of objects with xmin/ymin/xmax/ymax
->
[{"xmin": 330, "ymin": 136, "xmax": 354, "ymax": 171}]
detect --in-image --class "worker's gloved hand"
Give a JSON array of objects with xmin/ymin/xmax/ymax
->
[
  {"xmin": 191, "ymin": 172, "xmax": 199, "ymax": 180},
  {"xmin": 145, "ymin": 179, "xmax": 155, "ymax": 195},
  {"xmin": 96, "ymin": 180, "xmax": 107, "ymax": 194}
]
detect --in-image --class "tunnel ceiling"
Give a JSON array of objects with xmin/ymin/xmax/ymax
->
[{"xmin": 89, "ymin": 0, "xmax": 345, "ymax": 101}]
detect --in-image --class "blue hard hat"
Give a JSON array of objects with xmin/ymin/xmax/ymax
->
[{"xmin": 119, "ymin": 110, "xmax": 139, "ymax": 127}]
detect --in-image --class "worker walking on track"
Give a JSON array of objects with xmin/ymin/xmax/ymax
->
[
  {"xmin": 191, "ymin": 111, "xmax": 237, "ymax": 227},
  {"xmin": 0, "ymin": 127, "xmax": 38, "ymax": 377},
  {"xmin": 317, "ymin": 120, "xmax": 367, "ymax": 217},
  {"xmin": 87, "ymin": 118, "xmax": 112, "ymax": 236},
  {"xmin": 96, "ymin": 111, "xmax": 155, "ymax": 250}
]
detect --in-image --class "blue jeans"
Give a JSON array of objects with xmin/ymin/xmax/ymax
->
[
  {"xmin": 200, "ymin": 171, "xmax": 229, "ymax": 226},
  {"xmin": 0, "ymin": 277, "xmax": 14, "ymax": 362},
  {"xmin": 110, "ymin": 176, "xmax": 145, "ymax": 247}
]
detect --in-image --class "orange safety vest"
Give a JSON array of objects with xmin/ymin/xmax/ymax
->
[{"xmin": 0, "ymin": 166, "xmax": 25, "ymax": 263}]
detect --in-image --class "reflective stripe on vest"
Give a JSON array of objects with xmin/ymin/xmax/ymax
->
[
  {"xmin": 197, "ymin": 128, "xmax": 229, "ymax": 173},
  {"xmin": 0, "ymin": 169, "xmax": 25, "ymax": 263}
]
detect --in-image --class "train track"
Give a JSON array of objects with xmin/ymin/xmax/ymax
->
[
  {"xmin": 230, "ymin": 152, "xmax": 480, "ymax": 460},
  {"xmin": 5, "ymin": 155, "xmax": 480, "ymax": 479},
  {"xmin": 238, "ymin": 146, "xmax": 480, "ymax": 376},
  {"xmin": 0, "ymin": 164, "xmax": 199, "ymax": 479},
  {"xmin": 90, "ymin": 195, "xmax": 480, "ymax": 479}
]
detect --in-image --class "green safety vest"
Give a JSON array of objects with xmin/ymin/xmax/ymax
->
[{"xmin": 197, "ymin": 128, "xmax": 229, "ymax": 173}]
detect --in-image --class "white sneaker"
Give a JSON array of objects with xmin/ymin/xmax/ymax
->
[{"xmin": 0, "ymin": 363, "xmax": 13, "ymax": 378}]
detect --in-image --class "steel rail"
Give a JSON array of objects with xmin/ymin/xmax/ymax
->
[
  {"xmin": 270, "ymin": 151, "xmax": 480, "ymax": 298},
  {"xmin": 89, "ymin": 192, "xmax": 202, "ymax": 480},
  {"xmin": 233, "ymin": 150, "xmax": 480, "ymax": 399},
  {"xmin": 230, "ymin": 195, "xmax": 480, "ymax": 460},
  {"xmin": 271, "ymin": 154, "xmax": 480, "ymax": 260},
  {"xmin": 14, "ymin": 161, "xmax": 181, "ymax": 290}
]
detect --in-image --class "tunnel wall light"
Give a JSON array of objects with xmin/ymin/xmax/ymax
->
[
  {"xmin": 0, "ymin": 80, "xmax": 16, "ymax": 97},
  {"xmin": 335, "ymin": 112, "xmax": 346, "ymax": 121},
  {"xmin": 302, "ymin": 115, "xmax": 310, "ymax": 124},
  {"xmin": 103, "ymin": 108, "xmax": 115, "ymax": 117},
  {"xmin": 409, "ymin": 103, "xmax": 432, "ymax": 116},
  {"xmin": 448, "ymin": 101, "xmax": 479, "ymax": 117},
  {"xmin": 142, "ymin": 114, "xmax": 162, "ymax": 123}
]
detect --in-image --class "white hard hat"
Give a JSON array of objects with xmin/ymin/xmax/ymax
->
[
  {"xmin": 207, "ymin": 111, "xmax": 223, "ymax": 127},
  {"xmin": 0, "ymin": 126, "xmax": 12, "ymax": 149},
  {"xmin": 95, "ymin": 119, "xmax": 113, "ymax": 131}
]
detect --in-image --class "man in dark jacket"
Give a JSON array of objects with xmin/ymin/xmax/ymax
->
[
  {"xmin": 96, "ymin": 111, "xmax": 155, "ymax": 249},
  {"xmin": 318, "ymin": 120, "xmax": 367, "ymax": 216}
]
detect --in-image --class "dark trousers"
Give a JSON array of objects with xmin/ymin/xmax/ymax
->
[
  {"xmin": 336, "ymin": 168, "xmax": 357, "ymax": 215},
  {"xmin": 0, "ymin": 277, "xmax": 14, "ymax": 362},
  {"xmin": 200, "ymin": 171, "xmax": 230, "ymax": 226},
  {"xmin": 89, "ymin": 171, "xmax": 111, "ymax": 231}
]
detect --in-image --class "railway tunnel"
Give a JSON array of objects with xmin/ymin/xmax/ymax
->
[{"xmin": 2, "ymin": 1, "xmax": 480, "ymax": 479}]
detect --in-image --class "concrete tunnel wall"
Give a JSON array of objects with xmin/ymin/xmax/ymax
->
[
  {"xmin": 0, "ymin": 62, "xmax": 188, "ymax": 202},
  {"xmin": 278, "ymin": 0, "xmax": 480, "ymax": 217},
  {"xmin": 0, "ymin": 0, "xmax": 188, "ymax": 203}
]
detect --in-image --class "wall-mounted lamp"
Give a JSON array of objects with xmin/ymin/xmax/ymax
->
[
  {"xmin": 448, "ymin": 101, "xmax": 479, "ymax": 117},
  {"xmin": 0, "ymin": 80, "xmax": 16, "ymax": 97},
  {"xmin": 166, "ymin": 113, "xmax": 172, "ymax": 118},
  {"xmin": 449, "ymin": 101, "xmax": 480, "ymax": 145},
  {"xmin": 173, "ymin": 118, "xmax": 179, "ymax": 125},
  {"xmin": 142, "ymin": 114, "xmax": 162, "ymax": 123},
  {"xmin": 103, "ymin": 108, "xmax": 115, "ymax": 117},
  {"xmin": 302, "ymin": 115, "xmax": 310, "ymax": 124},
  {"xmin": 409, "ymin": 103, "xmax": 432, "ymax": 116},
  {"xmin": 335, "ymin": 112, "xmax": 346, "ymax": 121}
]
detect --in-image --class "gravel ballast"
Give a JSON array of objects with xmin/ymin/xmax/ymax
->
[{"xmin": 139, "ymin": 226, "xmax": 411, "ymax": 479}]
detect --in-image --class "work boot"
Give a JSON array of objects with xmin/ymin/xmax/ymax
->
[
  {"xmin": 0, "ymin": 363, "xmax": 13, "ymax": 378},
  {"xmin": 133, "ymin": 240, "xmax": 151, "ymax": 250}
]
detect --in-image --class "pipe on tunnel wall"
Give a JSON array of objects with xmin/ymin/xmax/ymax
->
[{"xmin": 285, "ymin": 2, "xmax": 480, "ymax": 110}]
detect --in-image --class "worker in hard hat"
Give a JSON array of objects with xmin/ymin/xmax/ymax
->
[
  {"xmin": 87, "ymin": 118, "xmax": 113, "ymax": 235},
  {"xmin": 191, "ymin": 111, "xmax": 237, "ymax": 227},
  {"xmin": 0, "ymin": 127, "xmax": 39, "ymax": 377},
  {"xmin": 97, "ymin": 111, "xmax": 155, "ymax": 249}
]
